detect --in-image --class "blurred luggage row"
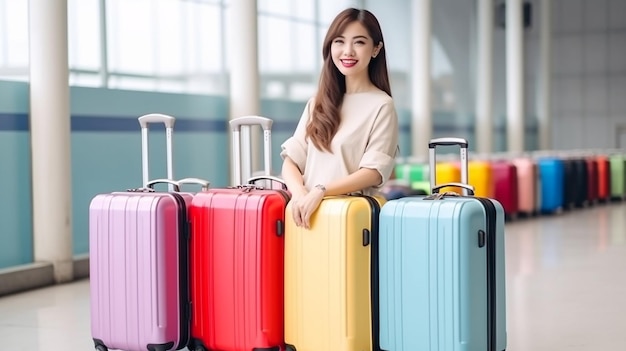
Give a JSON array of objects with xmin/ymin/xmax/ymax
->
[{"xmin": 384, "ymin": 149, "xmax": 626, "ymax": 220}]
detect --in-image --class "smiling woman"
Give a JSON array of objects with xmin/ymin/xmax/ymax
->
[{"xmin": 280, "ymin": 8, "xmax": 398, "ymax": 228}]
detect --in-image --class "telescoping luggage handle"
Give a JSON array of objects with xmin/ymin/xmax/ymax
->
[
  {"xmin": 229, "ymin": 116, "xmax": 274, "ymax": 187},
  {"xmin": 138, "ymin": 113, "xmax": 175, "ymax": 190},
  {"xmin": 428, "ymin": 137, "xmax": 475, "ymax": 196}
]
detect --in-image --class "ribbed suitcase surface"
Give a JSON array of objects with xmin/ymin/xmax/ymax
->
[
  {"xmin": 284, "ymin": 196, "xmax": 382, "ymax": 351},
  {"xmin": 378, "ymin": 196, "xmax": 507, "ymax": 351},
  {"xmin": 90, "ymin": 192, "xmax": 191, "ymax": 351},
  {"xmin": 189, "ymin": 188, "xmax": 288, "ymax": 351}
]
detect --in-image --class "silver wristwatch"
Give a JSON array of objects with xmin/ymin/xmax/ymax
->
[{"xmin": 314, "ymin": 184, "xmax": 326, "ymax": 193}]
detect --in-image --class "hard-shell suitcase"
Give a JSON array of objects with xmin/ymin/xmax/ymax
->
[
  {"xmin": 571, "ymin": 158, "xmax": 589, "ymax": 208},
  {"xmin": 511, "ymin": 157, "xmax": 536, "ymax": 216},
  {"xmin": 284, "ymin": 196, "xmax": 383, "ymax": 351},
  {"xmin": 436, "ymin": 160, "xmax": 461, "ymax": 194},
  {"xmin": 394, "ymin": 160, "xmax": 430, "ymax": 194},
  {"xmin": 90, "ymin": 114, "xmax": 195, "ymax": 351},
  {"xmin": 378, "ymin": 138, "xmax": 507, "ymax": 351},
  {"xmin": 585, "ymin": 156, "xmax": 598, "ymax": 205},
  {"xmin": 491, "ymin": 160, "xmax": 519, "ymax": 220},
  {"xmin": 537, "ymin": 157, "xmax": 564, "ymax": 213},
  {"xmin": 560, "ymin": 158, "xmax": 574, "ymax": 210},
  {"xmin": 188, "ymin": 116, "xmax": 289, "ymax": 351},
  {"xmin": 596, "ymin": 155, "xmax": 611, "ymax": 202},
  {"xmin": 468, "ymin": 160, "xmax": 493, "ymax": 198},
  {"xmin": 395, "ymin": 160, "xmax": 428, "ymax": 184},
  {"xmin": 609, "ymin": 153, "xmax": 625, "ymax": 200}
]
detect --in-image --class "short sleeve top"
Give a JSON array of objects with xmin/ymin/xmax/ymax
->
[{"xmin": 280, "ymin": 89, "xmax": 399, "ymax": 196}]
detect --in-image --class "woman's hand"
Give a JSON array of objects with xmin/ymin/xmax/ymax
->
[{"xmin": 291, "ymin": 186, "xmax": 325, "ymax": 229}]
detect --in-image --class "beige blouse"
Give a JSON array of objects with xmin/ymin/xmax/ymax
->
[{"xmin": 280, "ymin": 89, "xmax": 399, "ymax": 196}]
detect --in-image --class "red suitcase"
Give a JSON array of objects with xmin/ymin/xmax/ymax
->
[
  {"xmin": 585, "ymin": 156, "xmax": 598, "ymax": 205},
  {"xmin": 188, "ymin": 116, "xmax": 289, "ymax": 351},
  {"xmin": 491, "ymin": 159, "xmax": 519, "ymax": 220},
  {"xmin": 596, "ymin": 155, "xmax": 611, "ymax": 202}
]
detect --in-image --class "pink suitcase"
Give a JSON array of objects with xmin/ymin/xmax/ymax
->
[
  {"xmin": 89, "ymin": 114, "xmax": 204, "ymax": 351},
  {"xmin": 491, "ymin": 159, "xmax": 519, "ymax": 219},
  {"xmin": 512, "ymin": 157, "xmax": 536, "ymax": 216}
]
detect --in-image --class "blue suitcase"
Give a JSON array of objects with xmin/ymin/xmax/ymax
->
[
  {"xmin": 378, "ymin": 138, "xmax": 507, "ymax": 351},
  {"xmin": 537, "ymin": 157, "xmax": 565, "ymax": 213}
]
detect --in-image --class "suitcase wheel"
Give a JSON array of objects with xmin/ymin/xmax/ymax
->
[
  {"xmin": 285, "ymin": 345, "xmax": 296, "ymax": 351},
  {"xmin": 93, "ymin": 339, "xmax": 108, "ymax": 351}
]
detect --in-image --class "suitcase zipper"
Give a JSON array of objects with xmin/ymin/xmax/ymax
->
[
  {"xmin": 170, "ymin": 193, "xmax": 190, "ymax": 349},
  {"xmin": 358, "ymin": 195, "xmax": 382, "ymax": 351},
  {"xmin": 475, "ymin": 197, "xmax": 497, "ymax": 351}
]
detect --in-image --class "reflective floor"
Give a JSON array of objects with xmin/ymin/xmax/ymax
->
[{"xmin": 1, "ymin": 202, "xmax": 625, "ymax": 351}]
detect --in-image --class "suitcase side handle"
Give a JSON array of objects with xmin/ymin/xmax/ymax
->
[
  {"xmin": 146, "ymin": 178, "xmax": 181, "ymax": 192},
  {"xmin": 138, "ymin": 113, "xmax": 176, "ymax": 190},
  {"xmin": 428, "ymin": 137, "xmax": 470, "ymax": 196},
  {"xmin": 247, "ymin": 175, "xmax": 288, "ymax": 190},
  {"xmin": 178, "ymin": 177, "xmax": 211, "ymax": 191},
  {"xmin": 432, "ymin": 182, "xmax": 475, "ymax": 196},
  {"xmin": 229, "ymin": 115, "xmax": 274, "ymax": 186}
]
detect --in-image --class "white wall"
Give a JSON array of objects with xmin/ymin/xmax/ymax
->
[{"xmin": 534, "ymin": 0, "xmax": 626, "ymax": 150}]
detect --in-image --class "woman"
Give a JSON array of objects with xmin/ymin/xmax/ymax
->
[{"xmin": 280, "ymin": 8, "xmax": 399, "ymax": 228}]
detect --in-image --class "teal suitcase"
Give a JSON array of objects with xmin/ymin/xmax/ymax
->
[{"xmin": 379, "ymin": 138, "xmax": 507, "ymax": 351}]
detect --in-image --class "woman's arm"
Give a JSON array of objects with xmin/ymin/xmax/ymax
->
[
  {"xmin": 322, "ymin": 167, "xmax": 381, "ymax": 196},
  {"xmin": 281, "ymin": 156, "xmax": 308, "ymax": 198}
]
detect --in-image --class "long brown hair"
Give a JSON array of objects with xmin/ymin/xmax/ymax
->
[{"xmin": 306, "ymin": 8, "xmax": 392, "ymax": 153}]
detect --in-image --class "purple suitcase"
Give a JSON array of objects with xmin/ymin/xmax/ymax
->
[{"xmin": 89, "ymin": 114, "xmax": 204, "ymax": 351}]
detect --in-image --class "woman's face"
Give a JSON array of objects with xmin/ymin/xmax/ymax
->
[{"xmin": 330, "ymin": 21, "xmax": 380, "ymax": 79}]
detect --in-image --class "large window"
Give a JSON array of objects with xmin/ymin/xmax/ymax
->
[
  {"xmin": 0, "ymin": 0, "xmax": 368, "ymax": 98},
  {"xmin": 0, "ymin": 0, "xmax": 29, "ymax": 81},
  {"xmin": 258, "ymin": 0, "xmax": 359, "ymax": 100}
]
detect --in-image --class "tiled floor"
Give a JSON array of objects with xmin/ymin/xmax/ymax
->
[{"xmin": 1, "ymin": 202, "xmax": 625, "ymax": 351}]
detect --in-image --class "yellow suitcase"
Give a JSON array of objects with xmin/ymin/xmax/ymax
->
[
  {"xmin": 435, "ymin": 161, "xmax": 462, "ymax": 194},
  {"xmin": 285, "ymin": 195, "xmax": 383, "ymax": 351},
  {"xmin": 469, "ymin": 160, "xmax": 494, "ymax": 198}
]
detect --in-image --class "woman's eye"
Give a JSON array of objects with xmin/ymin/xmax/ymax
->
[
  {"xmin": 333, "ymin": 39, "xmax": 344, "ymax": 44},
  {"xmin": 355, "ymin": 40, "xmax": 365, "ymax": 45}
]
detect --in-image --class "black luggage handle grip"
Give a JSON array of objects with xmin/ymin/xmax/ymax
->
[{"xmin": 428, "ymin": 137, "xmax": 468, "ymax": 149}]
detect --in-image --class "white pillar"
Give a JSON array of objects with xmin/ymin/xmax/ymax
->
[
  {"xmin": 476, "ymin": 0, "xmax": 494, "ymax": 154},
  {"xmin": 537, "ymin": 0, "xmax": 552, "ymax": 150},
  {"xmin": 29, "ymin": 0, "xmax": 73, "ymax": 283},
  {"xmin": 229, "ymin": 0, "xmax": 259, "ymax": 185},
  {"xmin": 411, "ymin": 0, "xmax": 432, "ymax": 160},
  {"xmin": 506, "ymin": 0, "xmax": 525, "ymax": 153}
]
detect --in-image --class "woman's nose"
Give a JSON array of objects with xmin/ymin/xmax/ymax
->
[{"xmin": 344, "ymin": 44, "xmax": 355, "ymax": 56}]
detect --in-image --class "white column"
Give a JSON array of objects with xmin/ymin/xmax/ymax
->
[
  {"xmin": 537, "ymin": 0, "xmax": 552, "ymax": 150},
  {"xmin": 29, "ymin": 0, "xmax": 73, "ymax": 283},
  {"xmin": 229, "ymin": 0, "xmax": 259, "ymax": 185},
  {"xmin": 411, "ymin": 0, "xmax": 432, "ymax": 160},
  {"xmin": 476, "ymin": 0, "xmax": 494, "ymax": 154},
  {"xmin": 506, "ymin": 0, "xmax": 525, "ymax": 153}
]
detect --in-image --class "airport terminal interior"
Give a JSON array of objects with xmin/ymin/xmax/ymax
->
[{"xmin": 1, "ymin": 0, "xmax": 625, "ymax": 350}]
